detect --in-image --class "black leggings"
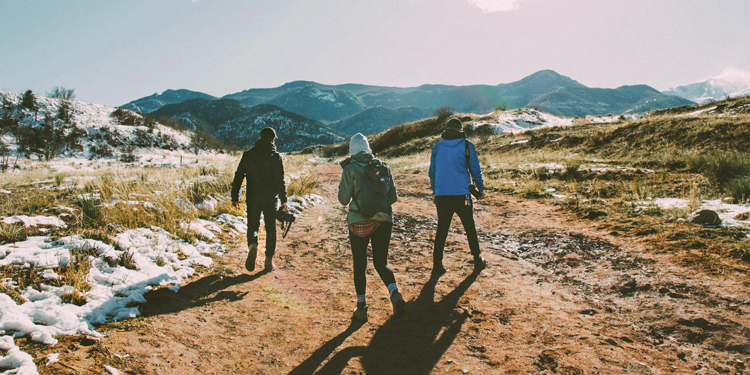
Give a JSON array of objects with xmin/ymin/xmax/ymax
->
[
  {"xmin": 433, "ymin": 195, "xmax": 481, "ymax": 266},
  {"xmin": 247, "ymin": 201, "xmax": 277, "ymax": 257},
  {"xmin": 349, "ymin": 221, "xmax": 396, "ymax": 296}
]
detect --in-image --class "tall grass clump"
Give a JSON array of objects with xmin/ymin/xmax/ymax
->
[
  {"xmin": 725, "ymin": 178, "xmax": 750, "ymax": 203},
  {"xmin": 690, "ymin": 153, "xmax": 750, "ymax": 194},
  {"xmin": 287, "ymin": 171, "xmax": 319, "ymax": 197}
]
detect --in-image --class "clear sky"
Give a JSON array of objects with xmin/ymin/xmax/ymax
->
[{"xmin": 1, "ymin": 0, "xmax": 748, "ymax": 107}]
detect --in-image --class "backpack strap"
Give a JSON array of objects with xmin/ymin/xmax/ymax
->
[{"xmin": 464, "ymin": 139, "xmax": 476, "ymax": 186}]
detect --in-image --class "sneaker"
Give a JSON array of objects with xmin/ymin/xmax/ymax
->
[
  {"xmin": 390, "ymin": 291, "xmax": 406, "ymax": 318},
  {"xmin": 473, "ymin": 255, "xmax": 487, "ymax": 273},
  {"xmin": 264, "ymin": 255, "xmax": 274, "ymax": 272},
  {"xmin": 245, "ymin": 243, "xmax": 258, "ymax": 272},
  {"xmin": 352, "ymin": 303, "xmax": 368, "ymax": 322},
  {"xmin": 431, "ymin": 265, "xmax": 447, "ymax": 278}
]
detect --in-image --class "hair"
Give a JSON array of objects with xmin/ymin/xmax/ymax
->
[{"xmin": 260, "ymin": 127, "xmax": 276, "ymax": 140}]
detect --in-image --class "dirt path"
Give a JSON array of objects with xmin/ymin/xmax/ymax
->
[{"xmin": 46, "ymin": 165, "xmax": 750, "ymax": 374}]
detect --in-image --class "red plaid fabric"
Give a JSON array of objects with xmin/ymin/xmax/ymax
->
[{"xmin": 348, "ymin": 220, "xmax": 381, "ymax": 238}]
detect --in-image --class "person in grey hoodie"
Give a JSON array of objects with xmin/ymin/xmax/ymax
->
[
  {"xmin": 428, "ymin": 118, "xmax": 487, "ymax": 277},
  {"xmin": 338, "ymin": 133, "xmax": 405, "ymax": 322}
]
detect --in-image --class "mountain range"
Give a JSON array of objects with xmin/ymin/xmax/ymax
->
[
  {"xmin": 123, "ymin": 70, "xmax": 695, "ymax": 137},
  {"xmin": 662, "ymin": 69, "xmax": 750, "ymax": 104}
]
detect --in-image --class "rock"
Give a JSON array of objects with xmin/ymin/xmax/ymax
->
[{"xmin": 688, "ymin": 209, "xmax": 721, "ymax": 226}]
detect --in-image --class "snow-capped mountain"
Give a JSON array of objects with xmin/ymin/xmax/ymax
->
[{"xmin": 663, "ymin": 69, "xmax": 750, "ymax": 104}]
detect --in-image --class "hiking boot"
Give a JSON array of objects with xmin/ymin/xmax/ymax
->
[
  {"xmin": 245, "ymin": 243, "xmax": 258, "ymax": 272},
  {"xmin": 390, "ymin": 291, "xmax": 406, "ymax": 318},
  {"xmin": 431, "ymin": 265, "xmax": 447, "ymax": 278},
  {"xmin": 473, "ymin": 255, "xmax": 487, "ymax": 273},
  {"xmin": 352, "ymin": 303, "xmax": 368, "ymax": 322},
  {"xmin": 264, "ymin": 255, "xmax": 274, "ymax": 272}
]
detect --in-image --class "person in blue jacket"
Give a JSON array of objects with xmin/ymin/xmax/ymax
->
[{"xmin": 428, "ymin": 117, "xmax": 487, "ymax": 277}]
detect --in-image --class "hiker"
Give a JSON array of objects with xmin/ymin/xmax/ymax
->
[
  {"xmin": 338, "ymin": 133, "xmax": 406, "ymax": 322},
  {"xmin": 428, "ymin": 117, "xmax": 487, "ymax": 277},
  {"xmin": 231, "ymin": 127, "xmax": 289, "ymax": 273}
]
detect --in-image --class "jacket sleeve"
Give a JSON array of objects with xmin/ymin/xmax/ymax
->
[
  {"xmin": 276, "ymin": 154, "xmax": 287, "ymax": 204},
  {"xmin": 468, "ymin": 141, "xmax": 485, "ymax": 191},
  {"xmin": 428, "ymin": 145, "xmax": 437, "ymax": 192},
  {"xmin": 387, "ymin": 166, "xmax": 398, "ymax": 205},
  {"xmin": 338, "ymin": 165, "xmax": 354, "ymax": 206},
  {"xmin": 231, "ymin": 152, "xmax": 250, "ymax": 202}
]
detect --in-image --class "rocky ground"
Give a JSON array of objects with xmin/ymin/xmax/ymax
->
[{"xmin": 28, "ymin": 165, "xmax": 750, "ymax": 374}]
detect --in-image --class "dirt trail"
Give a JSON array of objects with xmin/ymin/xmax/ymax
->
[{"xmin": 45, "ymin": 165, "xmax": 750, "ymax": 374}]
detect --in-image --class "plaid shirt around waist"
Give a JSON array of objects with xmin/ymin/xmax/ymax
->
[{"xmin": 348, "ymin": 220, "xmax": 381, "ymax": 238}]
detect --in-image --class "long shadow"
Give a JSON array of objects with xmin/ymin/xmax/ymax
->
[
  {"xmin": 292, "ymin": 272, "xmax": 479, "ymax": 375},
  {"xmin": 287, "ymin": 320, "xmax": 367, "ymax": 375},
  {"xmin": 139, "ymin": 271, "xmax": 267, "ymax": 317}
]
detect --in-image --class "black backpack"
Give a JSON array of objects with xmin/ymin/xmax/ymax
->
[{"xmin": 353, "ymin": 159, "xmax": 392, "ymax": 219}]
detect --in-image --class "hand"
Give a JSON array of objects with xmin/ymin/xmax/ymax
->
[
  {"xmin": 232, "ymin": 201, "xmax": 240, "ymax": 208},
  {"xmin": 432, "ymin": 195, "xmax": 436, "ymax": 204},
  {"xmin": 281, "ymin": 203, "xmax": 289, "ymax": 212},
  {"xmin": 478, "ymin": 190, "xmax": 486, "ymax": 199}
]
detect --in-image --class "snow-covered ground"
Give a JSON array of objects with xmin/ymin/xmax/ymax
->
[{"xmin": 0, "ymin": 146, "xmax": 321, "ymax": 374}]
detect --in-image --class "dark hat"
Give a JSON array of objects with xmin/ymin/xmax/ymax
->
[{"xmin": 446, "ymin": 118, "xmax": 462, "ymax": 130}]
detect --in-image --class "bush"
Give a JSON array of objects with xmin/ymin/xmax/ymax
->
[
  {"xmin": 725, "ymin": 178, "xmax": 750, "ymax": 203},
  {"xmin": 90, "ymin": 143, "xmax": 114, "ymax": 159},
  {"xmin": 700, "ymin": 153, "xmax": 750, "ymax": 189},
  {"xmin": 119, "ymin": 145, "xmax": 137, "ymax": 163},
  {"xmin": 287, "ymin": 172, "xmax": 319, "ymax": 197},
  {"xmin": 434, "ymin": 106, "xmax": 455, "ymax": 121}
]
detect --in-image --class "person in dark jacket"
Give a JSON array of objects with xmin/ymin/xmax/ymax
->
[
  {"xmin": 338, "ymin": 133, "xmax": 405, "ymax": 322},
  {"xmin": 428, "ymin": 118, "xmax": 487, "ymax": 277},
  {"xmin": 231, "ymin": 127, "xmax": 288, "ymax": 273}
]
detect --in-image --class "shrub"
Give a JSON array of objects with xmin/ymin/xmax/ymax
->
[
  {"xmin": 434, "ymin": 106, "xmax": 455, "ymax": 121},
  {"xmin": 90, "ymin": 143, "xmax": 114, "ymax": 159},
  {"xmin": 725, "ymin": 178, "xmax": 750, "ymax": 203},
  {"xmin": 287, "ymin": 172, "xmax": 319, "ymax": 197},
  {"xmin": 119, "ymin": 145, "xmax": 138, "ymax": 163},
  {"xmin": 700, "ymin": 153, "xmax": 750, "ymax": 189},
  {"xmin": 47, "ymin": 87, "xmax": 76, "ymax": 100}
]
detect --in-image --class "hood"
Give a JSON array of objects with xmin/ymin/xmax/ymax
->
[
  {"xmin": 440, "ymin": 128, "xmax": 467, "ymax": 147},
  {"xmin": 253, "ymin": 138, "xmax": 277, "ymax": 154},
  {"xmin": 340, "ymin": 151, "xmax": 374, "ymax": 169}
]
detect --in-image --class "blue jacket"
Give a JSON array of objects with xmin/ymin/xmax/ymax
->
[{"xmin": 429, "ymin": 129, "xmax": 485, "ymax": 196}]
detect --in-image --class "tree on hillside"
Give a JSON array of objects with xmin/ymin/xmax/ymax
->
[
  {"xmin": 434, "ymin": 106, "xmax": 455, "ymax": 121},
  {"xmin": 20, "ymin": 90, "xmax": 37, "ymax": 111},
  {"xmin": 46, "ymin": 87, "xmax": 76, "ymax": 100},
  {"xmin": 0, "ymin": 97, "xmax": 19, "ymax": 133},
  {"xmin": 190, "ymin": 130, "xmax": 223, "ymax": 154},
  {"xmin": 57, "ymin": 100, "xmax": 73, "ymax": 124}
]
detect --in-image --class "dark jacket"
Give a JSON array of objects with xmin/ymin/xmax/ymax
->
[
  {"xmin": 231, "ymin": 139, "xmax": 287, "ymax": 206},
  {"xmin": 338, "ymin": 152, "xmax": 398, "ymax": 225},
  {"xmin": 428, "ymin": 128, "xmax": 484, "ymax": 196}
]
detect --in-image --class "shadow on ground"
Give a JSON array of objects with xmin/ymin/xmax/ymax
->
[
  {"xmin": 139, "ymin": 271, "xmax": 266, "ymax": 317},
  {"xmin": 288, "ymin": 272, "xmax": 480, "ymax": 375}
]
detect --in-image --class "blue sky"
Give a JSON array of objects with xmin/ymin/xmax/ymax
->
[{"xmin": 1, "ymin": 0, "xmax": 748, "ymax": 106}]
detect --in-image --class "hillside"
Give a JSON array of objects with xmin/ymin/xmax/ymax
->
[
  {"xmin": 0, "ymin": 90, "xmax": 192, "ymax": 164},
  {"xmin": 151, "ymin": 98, "xmax": 346, "ymax": 152},
  {"xmin": 121, "ymin": 89, "xmax": 217, "ymax": 114},
  {"xmin": 329, "ymin": 105, "xmax": 433, "ymax": 136}
]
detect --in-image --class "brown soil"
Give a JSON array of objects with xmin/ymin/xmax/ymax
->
[{"xmin": 30, "ymin": 165, "xmax": 750, "ymax": 374}]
